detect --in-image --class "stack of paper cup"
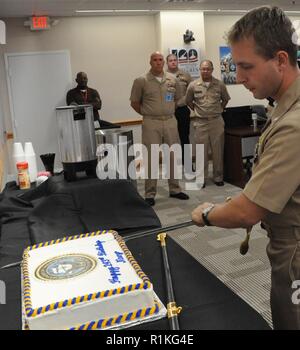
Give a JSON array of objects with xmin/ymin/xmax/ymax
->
[
  {"xmin": 12, "ymin": 142, "xmax": 25, "ymax": 169},
  {"xmin": 24, "ymin": 142, "xmax": 38, "ymax": 183}
]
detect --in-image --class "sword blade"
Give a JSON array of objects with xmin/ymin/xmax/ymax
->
[
  {"xmin": 124, "ymin": 220, "xmax": 195, "ymax": 242},
  {"xmin": 0, "ymin": 221, "xmax": 196, "ymax": 269},
  {"xmin": 0, "ymin": 261, "xmax": 22, "ymax": 270}
]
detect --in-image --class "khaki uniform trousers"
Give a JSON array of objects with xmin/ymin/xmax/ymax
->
[
  {"xmin": 192, "ymin": 116, "xmax": 224, "ymax": 182},
  {"xmin": 263, "ymin": 223, "xmax": 300, "ymax": 329},
  {"xmin": 142, "ymin": 116, "xmax": 181, "ymax": 198}
]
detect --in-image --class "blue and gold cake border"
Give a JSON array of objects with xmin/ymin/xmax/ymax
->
[
  {"xmin": 69, "ymin": 300, "xmax": 160, "ymax": 330},
  {"xmin": 22, "ymin": 230, "xmax": 156, "ymax": 323},
  {"xmin": 23, "ymin": 301, "xmax": 161, "ymax": 330}
]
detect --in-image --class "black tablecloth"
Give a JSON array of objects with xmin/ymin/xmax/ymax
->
[
  {"xmin": 127, "ymin": 235, "xmax": 270, "ymax": 330},
  {"xmin": 0, "ymin": 176, "xmax": 270, "ymax": 330},
  {"xmin": 0, "ymin": 175, "xmax": 161, "ymax": 250}
]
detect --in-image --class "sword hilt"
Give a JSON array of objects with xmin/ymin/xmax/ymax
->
[
  {"xmin": 157, "ymin": 233, "xmax": 167, "ymax": 246},
  {"xmin": 167, "ymin": 302, "xmax": 182, "ymax": 318}
]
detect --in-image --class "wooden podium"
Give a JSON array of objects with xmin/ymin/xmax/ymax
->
[{"xmin": 224, "ymin": 126, "xmax": 262, "ymax": 188}]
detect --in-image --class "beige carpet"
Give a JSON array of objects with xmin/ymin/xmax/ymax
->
[{"xmin": 137, "ymin": 177, "xmax": 273, "ymax": 328}]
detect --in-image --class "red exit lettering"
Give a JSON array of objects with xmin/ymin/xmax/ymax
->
[{"xmin": 31, "ymin": 17, "xmax": 48, "ymax": 29}]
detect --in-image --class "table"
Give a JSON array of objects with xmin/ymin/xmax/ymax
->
[
  {"xmin": 127, "ymin": 235, "xmax": 270, "ymax": 330},
  {"xmin": 0, "ymin": 177, "xmax": 270, "ymax": 330}
]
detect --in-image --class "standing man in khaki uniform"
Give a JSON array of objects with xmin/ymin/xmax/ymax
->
[
  {"xmin": 186, "ymin": 60, "xmax": 230, "ymax": 187},
  {"xmin": 130, "ymin": 52, "xmax": 189, "ymax": 206},
  {"xmin": 166, "ymin": 54, "xmax": 192, "ymax": 167},
  {"xmin": 191, "ymin": 6, "xmax": 300, "ymax": 329}
]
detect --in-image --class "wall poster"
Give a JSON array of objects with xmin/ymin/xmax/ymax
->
[
  {"xmin": 169, "ymin": 48, "xmax": 200, "ymax": 78},
  {"xmin": 219, "ymin": 46, "xmax": 237, "ymax": 85}
]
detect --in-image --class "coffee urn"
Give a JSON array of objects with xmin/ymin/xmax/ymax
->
[
  {"xmin": 56, "ymin": 105, "xmax": 97, "ymax": 181},
  {"xmin": 95, "ymin": 128, "xmax": 136, "ymax": 186}
]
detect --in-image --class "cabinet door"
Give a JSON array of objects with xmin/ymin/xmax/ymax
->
[{"xmin": 224, "ymin": 134, "xmax": 244, "ymax": 188}]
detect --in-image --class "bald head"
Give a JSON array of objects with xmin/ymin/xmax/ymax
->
[
  {"xmin": 200, "ymin": 60, "xmax": 214, "ymax": 82},
  {"xmin": 150, "ymin": 52, "xmax": 165, "ymax": 76},
  {"xmin": 76, "ymin": 72, "xmax": 88, "ymax": 89},
  {"xmin": 150, "ymin": 51, "xmax": 163, "ymax": 60}
]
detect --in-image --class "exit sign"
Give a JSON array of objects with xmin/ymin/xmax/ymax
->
[{"xmin": 30, "ymin": 16, "xmax": 50, "ymax": 31}]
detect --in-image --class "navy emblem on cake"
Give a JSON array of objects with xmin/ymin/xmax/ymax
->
[{"xmin": 35, "ymin": 254, "xmax": 97, "ymax": 281}]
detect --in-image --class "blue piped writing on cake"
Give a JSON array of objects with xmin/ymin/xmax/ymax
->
[
  {"xmin": 108, "ymin": 266, "xmax": 121, "ymax": 284},
  {"xmin": 95, "ymin": 240, "xmax": 127, "ymax": 284},
  {"xmin": 115, "ymin": 251, "xmax": 125, "ymax": 263},
  {"xmin": 99, "ymin": 257, "xmax": 111, "ymax": 267},
  {"xmin": 95, "ymin": 240, "xmax": 107, "ymax": 256}
]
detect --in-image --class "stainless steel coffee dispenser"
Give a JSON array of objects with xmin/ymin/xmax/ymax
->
[
  {"xmin": 56, "ymin": 105, "xmax": 97, "ymax": 181},
  {"xmin": 95, "ymin": 128, "xmax": 136, "ymax": 185}
]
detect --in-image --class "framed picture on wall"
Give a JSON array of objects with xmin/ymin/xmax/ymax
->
[
  {"xmin": 169, "ymin": 48, "xmax": 200, "ymax": 78},
  {"xmin": 219, "ymin": 46, "xmax": 237, "ymax": 85}
]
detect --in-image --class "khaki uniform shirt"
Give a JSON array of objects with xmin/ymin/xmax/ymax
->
[
  {"xmin": 167, "ymin": 69, "xmax": 192, "ymax": 107},
  {"xmin": 244, "ymin": 76, "xmax": 300, "ymax": 228},
  {"xmin": 186, "ymin": 77, "xmax": 230, "ymax": 118},
  {"xmin": 130, "ymin": 71, "xmax": 178, "ymax": 117}
]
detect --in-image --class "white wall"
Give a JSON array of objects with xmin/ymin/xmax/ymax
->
[
  {"xmin": 0, "ymin": 16, "xmax": 157, "ymax": 131},
  {"xmin": 0, "ymin": 16, "xmax": 158, "ymax": 175},
  {"xmin": 157, "ymin": 11, "xmax": 206, "ymax": 59}
]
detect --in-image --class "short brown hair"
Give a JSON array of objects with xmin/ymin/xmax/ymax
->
[
  {"xmin": 166, "ymin": 54, "xmax": 177, "ymax": 62},
  {"xmin": 200, "ymin": 60, "xmax": 214, "ymax": 70},
  {"xmin": 227, "ymin": 6, "xmax": 297, "ymax": 66}
]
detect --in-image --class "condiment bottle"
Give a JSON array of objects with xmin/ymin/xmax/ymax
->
[{"xmin": 16, "ymin": 161, "xmax": 31, "ymax": 190}]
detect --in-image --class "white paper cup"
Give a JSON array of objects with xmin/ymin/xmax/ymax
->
[
  {"xmin": 13, "ymin": 142, "xmax": 24, "ymax": 157},
  {"xmin": 24, "ymin": 142, "xmax": 35, "ymax": 156}
]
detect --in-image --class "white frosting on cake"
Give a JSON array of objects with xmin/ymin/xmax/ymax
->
[{"xmin": 22, "ymin": 231, "xmax": 161, "ymax": 330}]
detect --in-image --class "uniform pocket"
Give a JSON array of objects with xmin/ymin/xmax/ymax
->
[
  {"xmin": 194, "ymin": 93, "xmax": 202, "ymax": 97},
  {"xmin": 179, "ymin": 79, "xmax": 187, "ymax": 87},
  {"xmin": 167, "ymin": 86, "xmax": 176, "ymax": 93},
  {"xmin": 194, "ymin": 92, "xmax": 204, "ymax": 101},
  {"xmin": 213, "ymin": 90, "xmax": 221, "ymax": 100}
]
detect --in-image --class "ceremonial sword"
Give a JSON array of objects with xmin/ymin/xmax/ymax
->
[
  {"xmin": 0, "ymin": 217, "xmax": 252, "ymax": 269},
  {"xmin": 0, "ymin": 220, "xmax": 195, "ymax": 270}
]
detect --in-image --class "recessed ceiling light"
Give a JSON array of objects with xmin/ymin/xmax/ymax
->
[{"xmin": 76, "ymin": 10, "xmax": 153, "ymax": 13}]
